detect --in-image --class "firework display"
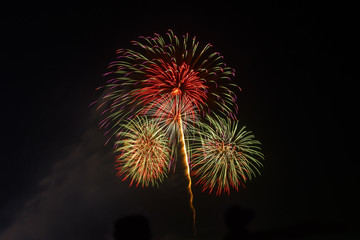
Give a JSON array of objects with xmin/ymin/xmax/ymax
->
[{"xmin": 94, "ymin": 29, "xmax": 264, "ymax": 232}]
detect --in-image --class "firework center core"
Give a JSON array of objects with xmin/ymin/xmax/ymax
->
[{"xmin": 171, "ymin": 87, "xmax": 181, "ymax": 96}]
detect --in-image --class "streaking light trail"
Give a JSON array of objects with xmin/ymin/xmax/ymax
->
[{"xmin": 178, "ymin": 117, "xmax": 196, "ymax": 234}]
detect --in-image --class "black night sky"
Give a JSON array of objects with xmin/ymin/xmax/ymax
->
[{"xmin": 1, "ymin": 1, "xmax": 357, "ymax": 240}]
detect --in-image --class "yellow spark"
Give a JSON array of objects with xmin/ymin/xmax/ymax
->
[{"xmin": 178, "ymin": 117, "xmax": 196, "ymax": 235}]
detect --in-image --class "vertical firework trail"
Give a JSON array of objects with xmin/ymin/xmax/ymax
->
[{"xmin": 178, "ymin": 117, "xmax": 196, "ymax": 234}]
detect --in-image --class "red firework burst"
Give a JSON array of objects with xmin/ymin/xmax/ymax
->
[
  {"xmin": 137, "ymin": 60, "xmax": 208, "ymax": 118},
  {"xmin": 95, "ymin": 30, "xmax": 238, "ymax": 142}
]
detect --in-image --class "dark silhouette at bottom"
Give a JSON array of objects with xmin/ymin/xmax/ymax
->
[
  {"xmin": 113, "ymin": 214, "xmax": 152, "ymax": 240},
  {"xmin": 224, "ymin": 205, "xmax": 255, "ymax": 240}
]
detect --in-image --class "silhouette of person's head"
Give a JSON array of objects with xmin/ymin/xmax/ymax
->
[
  {"xmin": 113, "ymin": 214, "xmax": 151, "ymax": 240},
  {"xmin": 224, "ymin": 205, "xmax": 254, "ymax": 240}
]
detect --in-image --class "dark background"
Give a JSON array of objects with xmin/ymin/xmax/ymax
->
[{"xmin": 1, "ymin": 1, "xmax": 357, "ymax": 239}]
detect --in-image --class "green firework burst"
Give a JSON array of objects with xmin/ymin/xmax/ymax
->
[
  {"xmin": 114, "ymin": 117, "xmax": 172, "ymax": 187},
  {"xmin": 191, "ymin": 116, "xmax": 264, "ymax": 195}
]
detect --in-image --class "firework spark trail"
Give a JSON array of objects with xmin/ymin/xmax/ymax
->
[{"xmin": 178, "ymin": 117, "xmax": 196, "ymax": 235}]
